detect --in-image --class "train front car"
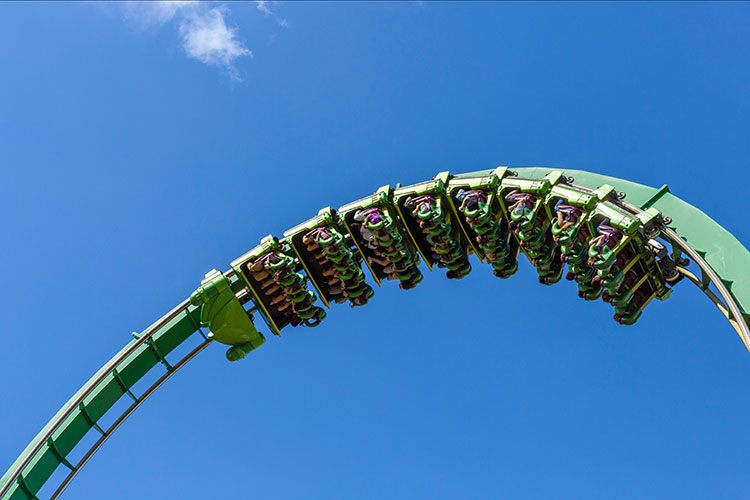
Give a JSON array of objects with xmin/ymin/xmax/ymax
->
[{"xmin": 583, "ymin": 188, "xmax": 672, "ymax": 325}]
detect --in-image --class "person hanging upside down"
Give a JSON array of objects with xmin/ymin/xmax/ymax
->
[
  {"xmin": 589, "ymin": 221, "xmax": 619, "ymax": 252},
  {"xmin": 554, "ymin": 199, "xmax": 579, "ymax": 231},
  {"xmin": 505, "ymin": 189, "xmax": 535, "ymax": 214}
]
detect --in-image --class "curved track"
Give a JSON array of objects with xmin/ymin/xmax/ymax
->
[{"xmin": 2, "ymin": 167, "xmax": 748, "ymax": 500}]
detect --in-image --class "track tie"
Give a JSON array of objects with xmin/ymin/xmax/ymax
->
[
  {"xmin": 46, "ymin": 438, "xmax": 76, "ymax": 472},
  {"xmin": 78, "ymin": 403, "xmax": 106, "ymax": 436},
  {"xmin": 144, "ymin": 339, "xmax": 174, "ymax": 373},
  {"xmin": 14, "ymin": 473, "xmax": 39, "ymax": 500},
  {"xmin": 111, "ymin": 369, "xmax": 138, "ymax": 402}
]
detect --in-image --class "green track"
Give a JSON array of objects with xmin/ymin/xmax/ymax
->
[{"xmin": 2, "ymin": 167, "xmax": 748, "ymax": 500}]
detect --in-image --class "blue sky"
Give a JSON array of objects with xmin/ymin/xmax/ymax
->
[{"xmin": 1, "ymin": 2, "xmax": 750, "ymax": 499}]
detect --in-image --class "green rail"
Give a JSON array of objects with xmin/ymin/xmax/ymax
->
[
  {"xmin": 1, "ymin": 167, "xmax": 748, "ymax": 500},
  {"xmin": 512, "ymin": 167, "xmax": 750, "ymax": 344}
]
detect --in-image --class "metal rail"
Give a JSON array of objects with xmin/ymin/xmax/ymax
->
[
  {"xmin": 675, "ymin": 266, "xmax": 748, "ymax": 345},
  {"xmin": 3, "ymin": 168, "xmax": 749, "ymax": 500},
  {"xmin": 50, "ymin": 339, "xmax": 213, "ymax": 500},
  {"xmin": 556, "ymin": 180, "xmax": 750, "ymax": 350},
  {"xmin": 0, "ymin": 299, "xmax": 192, "ymax": 500},
  {"xmin": 616, "ymin": 199, "xmax": 750, "ymax": 350},
  {"xmin": 663, "ymin": 227, "xmax": 750, "ymax": 349}
]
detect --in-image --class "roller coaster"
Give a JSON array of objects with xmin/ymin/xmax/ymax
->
[{"xmin": 2, "ymin": 166, "xmax": 749, "ymax": 499}]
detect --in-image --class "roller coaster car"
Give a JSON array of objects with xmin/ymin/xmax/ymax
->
[
  {"xmin": 548, "ymin": 183, "xmax": 597, "ymax": 245},
  {"xmin": 614, "ymin": 284, "xmax": 656, "ymax": 325},
  {"xmin": 283, "ymin": 208, "xmax": 374, "ymax": 308},
  {"xmin": 230, "ymin": 235, "xmax": 326, "ymax": 336},
  {"xmin": 8, "ymin": 165, "xmax": 750, "ymax": 500},
  {"xmin": 545, "ymin": 184, "xmax": 602, "ymax": 297},
  {"xmin": 392, "ymin": 173, "xmax": 472, "ymax": 280},
  {"xmin": 444, "ymin": 167, "xmax": 520, "ymax": 279},
  {"xmin": 498, "ymin": 171, "xmax": 565, "ymax": 285},
  {"xmin": 338, "ymin": 186, "xmax": 423, "ymax": 290},
  {"xmin": 584, "ymin": 190, "xmax": 672, "ymax": 323}
]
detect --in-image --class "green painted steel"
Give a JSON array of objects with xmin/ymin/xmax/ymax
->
[
  {"xmin": 511, "ymin": 167, "xmax": 750, "ymax": 326},
  {"xmin": 190, "ymin": 269, "xmax": 265, "ymax": 361},
  {"xmin": 0, "ymin": 302, "xmax": 207, "ymax": 500},
  {"xmin": 2, "ymin": 167, "xmax": 748, "ymax": 500}
]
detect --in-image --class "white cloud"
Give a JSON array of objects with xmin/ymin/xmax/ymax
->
[
  {"xmin": 255, "ymin": 1, "xmax": 288, "ymax": 28},
  {"xmin": 179, "ymin": 7, "xmax": 252, "ymax": 79},
  {"xmin": 124, "ymin": 2, "xmax": 252, "ymax": 81},
  {"xmin": 123, "ymin": 1, "xmax": 193, "ymax": 27},
  {"xmin": 255, "ymin": 1, "xmax": 272, "ymax": 16}
]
